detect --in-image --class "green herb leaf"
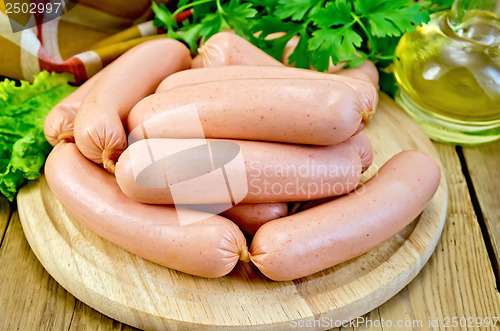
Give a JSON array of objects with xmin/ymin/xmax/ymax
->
[
  {"xmin": 256, "ymin": 33, "xmax": 295, "ymax": 62},
  {"xmin": 152, "ymin": 0, "xmax": 452, "ymax": 96},
  {"xmin": 274, "ymin": 0, "xmax": 316, "ymax": 21},
  {"xmin": 178, "ymin": 23, "xmax": 205, "ymax": 52},
  {"xmin": 152, "ymin": 2, "xmax": 177, "ymax": 30},
  {"xmin": 379, "ymin": 69, "xmax": 399, "ymax": 98},
  {"xmin": 354, "ymin": 0, "xmax": 384, "ymax": 15},
  {"xmin": 223, "ymin": 1, "xmax": 258, "ymax": 37},
  {"xmin": 198, "ymin": 12, "xmax": 224, "ymax": 41},
  {"xmin": 358, "ymin": 0, "xmax": 430, "ymax": 38},
  {"xmin": 287, "ymin": 31, "xmax": 310, "ymax": 69},
  {"xmin": 0, "ymin": 71, "xmax": 75, "ymax": 201},
  {"xmin": 309, "ymin": 26, "xmax": 362, "ymax": 70},
  {"xmin": 311, "ymin": 0, "xmax": 353, "ymax": 28},
  {"xmin": 250, "ymin": 15, "xmax": 301, "ymax": 60}
]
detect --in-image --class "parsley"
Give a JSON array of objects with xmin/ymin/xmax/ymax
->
[
  {"xmin": 152, "ymin": 0, "xmax": 258, "ymax": 53},
  {"xmin": 152, "ymin": 0, "xmax": 452, "ymax": 96}
]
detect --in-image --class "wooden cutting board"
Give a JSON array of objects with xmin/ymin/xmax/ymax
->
[{"xmin": 17, "ymin": 94, "xmax": 448, "ymax": 330}]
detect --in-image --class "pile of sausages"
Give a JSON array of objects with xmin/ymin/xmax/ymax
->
[{"xmin": 43, "ymin": 32, "xmax": 441, "ymax": 281}]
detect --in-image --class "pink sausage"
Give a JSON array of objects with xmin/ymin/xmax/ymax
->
[
  {"xmin": 199, "ymin": 32, "xmax": 282, "ymax": 67},
  {"xmin": 183, "ymin": 203, "xmax": 289, "ymax": 236},
  {"xmin": 282, "ymin": 132, "xmax": 373, "ymax": 213},
  {"xmin": 338, "ymin": 60, "xmax": 379, "ymax": 87},
  {"xmin": 222, "ymin": 203, "xmax": 288, "ymax": 235},
  {"xmin": 199, "ymin": 31, "xmax": 378, "ymax": 88},
  {"xmin": 191, "ymin": 54, "xmax": 203, "ymax": 68},
  {"xmin": 114, "ymin": 137, "xmax": 364, "ymax": 204},
  {"xmin": 155, "ymin": 66, "xmax": 378, "ymax": 119},
  {"xmin": 44, "ymin": 143, "xmax": 249, "ymax": 278},
  {"xmin": 348, "ymin": 132, "xmax": 373, "ymax": 172},
  {"xmin": 74, "ymin": 38, "xmax": 191, "ymax": 173},
  {"xmin": 129, "ymin": 79, "xmax": 365, "ymax": 146},
  {"xmin": 44, "ymin": 71, "xmax": 103, "ymax": 146},
  {"xmin": 249, "ymin": 150, "xmax": 441, "ymax": 281}
]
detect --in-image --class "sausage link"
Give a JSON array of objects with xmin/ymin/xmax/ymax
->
[
  {"xmin": 181, "ymin": 203, "xmax": 289, "ymax": 236},
  {"xmin": 348, "ymin": 132, "xmax": 373, "ymax": 172},
  {"xmin": 191, "ymin": 54, "xmax": 203, "ymax": 68},
  {"xmin": 130, "ymin": 79, "xmax": 365, "ymax": 146},
  {"xmin": 221, "ymin": 203, "xmax": 288, "ymax": 235},
  {"xmin": 44, "ymin": 143, "xmax": 249, "ymax": 278},
  {"xmin": 249, "ymin": 150, "xmax": 441, "ymax": 281},
  {"xmin": 199, "ymin": 32, "xmax": 282, "ymax": 67},
  {"xmin": 155, "ymin": 66, "xmax": 378, "ymax": 120},
  {"xmin": 338, "ymin": 60, "xmax": 379, "ymax": 87},
  {"xmin": 285, "ymin": 131, "xmax": 373, "ymax": 213},
  {"xmin": 74, "ymin": 38, "xmax": 191, "ymax": 173},
  {"xmin": 44, "ymin": 71, "xmax": 103, "ymax": 146},
  {"xmin": 115, "ymin": 137, "xmax": 364, "ymax": 204}
]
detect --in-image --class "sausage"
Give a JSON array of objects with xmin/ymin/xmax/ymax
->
[
  {"xmin": 275, "ymin": 131, "xmax": 373, "ymax": 214},
  {"xmin": 338, "ymin": 60, "xmax": 379, "ymax": 87},
  {"xmin": 191, "ymin": 54, "xmax": 203, "ymax": 68},
  {"xmin": 221, "ymin": 203, "xmax": 288, "ymax": 235},
  {"xmin": 181, "ymin": 203, "xmax": 289, "ymax": 236},
  {"xmin": 198, "ymin": 31, "xmax": 378, "ymax": 87},
  {"xmin": 199, "ymin": 32, "xmax": 282, "ymax": 67},
  {"xmin": 44, "ymin": 71, "xmax": 103, "ymax": 146},
  {"xmin": 155, "ymin": 65, "xmax": 378, "ymax": 118},
  {"xmin": 114, "ymin": 137, "xmax": 364, "ymax": 204},
  {"xmin": 249, "ymin": 150, "xmax": 441, "ymax": 281},
  {"xmin": 44, "ymin": 143, "xmax": 249, "ymax": 278},
  {"xmin": 296, "ymin": 132, "xmax": 372, "ymax": 212},
  {"xmin": 129, "ymin": 79, "xmax": 366, "ymax": 146},
  {"xmin": 348, "ymin": 132, "xmax": 373, "ymax": 172},
  {"xmin": 74, "ymin": 38, "xmax": 191, "ymax": 173}
]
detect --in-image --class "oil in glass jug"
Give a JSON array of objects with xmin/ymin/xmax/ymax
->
[{"xmin": 394, "ymin": 0, "xmax": 500, "ymax": 145}]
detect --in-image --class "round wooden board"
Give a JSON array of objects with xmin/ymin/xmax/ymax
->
[{"xmin": 18, "ymin": 94, "xmax": 447, "ymax": 330}]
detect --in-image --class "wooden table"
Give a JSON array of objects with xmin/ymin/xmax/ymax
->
[{"xmin": 1, "ymin": 139, "xmax": 499, "ymax": 330}]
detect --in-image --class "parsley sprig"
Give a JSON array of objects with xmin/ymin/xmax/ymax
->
[
  {"xmin": 153, "ymin": 0, "xmax": 259, "ymax": 53},
  {"xmin": 152, "ymin": 0, "xmax": 453, "ymax": 96}
]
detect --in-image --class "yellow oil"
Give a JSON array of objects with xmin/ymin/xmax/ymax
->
[{"xmin": 394, "ymin": 11, "xmax": 500, "ymax": 145}]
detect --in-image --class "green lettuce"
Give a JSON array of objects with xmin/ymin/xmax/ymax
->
[{"xmin": 0, "ymin": 71, "xmax": 76, "ymax": 201}]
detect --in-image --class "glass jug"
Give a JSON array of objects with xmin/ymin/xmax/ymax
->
[{"xmin": 394, "ymin": 0, "xmax": 500, "ymax": 145}]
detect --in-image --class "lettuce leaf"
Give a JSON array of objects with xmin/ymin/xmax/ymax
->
[{"xmin": 0, "ymin": 71, "xmax": 76, "ymax": 201}]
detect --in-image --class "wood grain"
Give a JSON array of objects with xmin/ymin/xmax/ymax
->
[
  {"xmin": 16, "ymin": 94, "xmax": 448, "ymax": 330},
  {"xmin": 0, "ymin": 197, "xmax": 10, "ymax": 243},
  {"xmin": 69, "ymin": 301, "xmax": 139, "ymax": 331},
  {"xmin": 462, "ymin": 139, "xmax": 500, "ymax": 267},
  {"xmin": 363, "ymin": 143, "xmax": 500, "ymax": 331},
  {"xmin": 0, "ymin": 212, "xmax": 75, "ymax": 330},
  {"xmin": 0, "ymin": 212, "xmax": 135, "ymax": 331}
]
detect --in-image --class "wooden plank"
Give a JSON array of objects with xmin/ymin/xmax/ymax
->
[
  {"xmin": 352, "ymin": 310, "xmax": 383, "ymax": 330},
  {"xmin": 372, "ymin": 143, "xmax": 500, "ymax": 330},
  {"xmin": 0, "ymin": 210, "xmax": 134, "ymax": 330},
  {"xmin": 69, "ymin": 301, "xmax": 138, "ymax": 331},
  {"xmin": 462, "ymin": 139, "xmax": 500, "ymax": 267},
  {"xmin": 0, "ymin": 212, "xmax": 75, "ymax": 330},
  {"xmin": 0, "ymin": 197, "xmax": 10, "ymax": 245}
]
